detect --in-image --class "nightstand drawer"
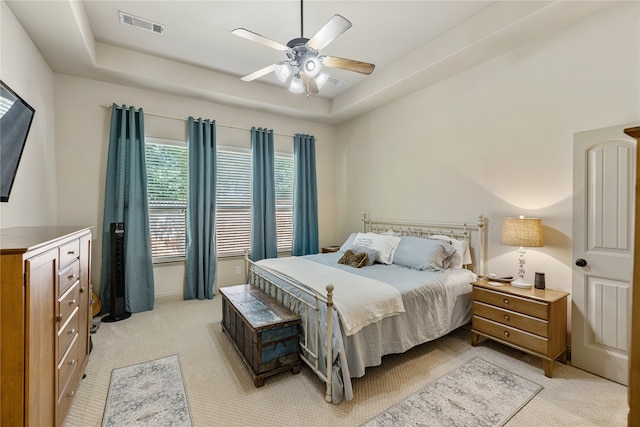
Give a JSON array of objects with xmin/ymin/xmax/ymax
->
[
  {"xmin": 473, "ymin": 316, "xmax": 548, "ymax": 355},
  {"xmin": 473, "ymin": 301, "xmax": 549, "ymax": 337},
  {"xmin": 473, "ymin": 287, "xmax": 549, "ymax": 320}
]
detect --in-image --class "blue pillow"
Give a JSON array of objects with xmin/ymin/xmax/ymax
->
[{"xmin": 393, "ymin": 236, "xmax": 456, "ymax": 271}]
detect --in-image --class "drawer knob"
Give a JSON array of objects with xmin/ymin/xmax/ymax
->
[
  {"xmin": 504, "ymin": 315, "xmax": 510, "ymax": 321},
  {"xmin": 69, "ymin": 328, "xmax": 76, "ymax": 334},
  {"xmin": 67, "ymin": 390, "xmax": 75, "ymax": 397},
  {"xmin": 69, "ymin": 299, "xmax": 77, "ymax": 305},
  {"xmin": 68, "ymin": 274, "xmax": 77, "ymax": 280},
  {"xmin": 504, "ymin": 331, "xmax": 510, "ymax": 337},
  {"xmin": 68, "ymin": 359, "xmax": 76, "ymax": 365},
  {"xmin": 80, "ymin": 286, "xmax": 85, "ymax": 293},
  {"xmin": 67, "ymin": 250, "xmax": 76, "ymax": 255},
  {"xmin": 503, "ymin": 299, "xmax": 509, "ymax": 305}
]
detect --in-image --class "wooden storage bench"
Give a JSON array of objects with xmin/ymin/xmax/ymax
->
[{"xmin": 220, "ymin": 284, "xmax": 301, "ymax": 387}]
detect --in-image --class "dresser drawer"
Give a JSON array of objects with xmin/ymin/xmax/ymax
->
[
  {"xmin": 473, "ymin": 301, "xmax": 549, "ymax": 338},
  {"xmin": 57, "ymin": 334, "xmax": 79, "ymax": 401},
  {"xmin": 58, "ymin": 260, "xmax": 80, "ymax": 297},
  {"xmin": 57, "ymin": 336, "xmax": 79, "ymax": 425},
  {"xmin": 473, "ymin": 287, "xmax": 549, "ymax": 320},
  {"xmin": 58, "ymin": 310, "xmax": 79, "ymax": 363},
  {"xmin": 58, "ymin": 281, "xmax": 80, "ymax": 333},
  {"xmin": 59, "ymin": 239, "xmax": 80, "ymax": 269},
  {"xmin": 473, "ymin": 316, "xmax": 548, "ymax": 355}
]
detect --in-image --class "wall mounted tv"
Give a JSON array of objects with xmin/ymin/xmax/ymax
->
[{"xmin": 1, "ymin": 80, "xmax": 35, "ymax": 202}]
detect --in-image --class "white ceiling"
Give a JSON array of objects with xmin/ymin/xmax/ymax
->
[{"xmin": 6, "ymin": 1, "xmax": 615, "ymax": 125}]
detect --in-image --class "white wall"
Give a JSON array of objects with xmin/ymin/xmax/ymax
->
[
  {"xmin": 336, "ymin": 2, "xmax": 639, "ymax": 332},
  {"xmin": 5, "ymin": 0, "xmax": 638, "ymax": 320},
  {"xmin": 0, "ymin": 1, "xmax": 57, "ymax": 227},
  {"xmin": 54, "ymin": 75, "xmax": 338, "ymax": 300}
]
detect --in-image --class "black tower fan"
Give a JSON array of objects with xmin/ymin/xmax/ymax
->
[{"xmin": 102, "ymin": 222, "xmax": 131, "ymax": 322}]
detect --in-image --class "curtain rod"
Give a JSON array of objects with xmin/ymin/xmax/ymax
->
[{"xmin": 101, "ymin": 104, "xmax": 300, "ymax": 139}]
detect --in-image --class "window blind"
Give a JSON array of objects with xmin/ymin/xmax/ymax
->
[
  {"xmin": 145, "ymin": 140, "xmax": 188, "ymax": 261},
  {"xmin": 145, "ymin": 139, "xmax": 293, "ymax": 261}
]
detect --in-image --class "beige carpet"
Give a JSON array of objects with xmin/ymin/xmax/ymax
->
[{"xmin": 64, "ymin": 296, "xmax": 628, "ymax": 427}]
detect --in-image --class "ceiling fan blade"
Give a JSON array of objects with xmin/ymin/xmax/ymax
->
[
  {"xmin": 241, "ymin": 64, "xmax": 277, "ymax": 82},
  {"xmin": 307, "ymin": 15, "xmax": 352, "ymax": 51},
  {"xmin": 232, "ymin": 28, "xmax": 289, "ymax": 51},
  {"xmin": 322, "ymin": 56, "xmax": 375, "ymax": 75},
  {"xmin": 301, "ymin": 73, "xmax": 318, "ymax": 96}
]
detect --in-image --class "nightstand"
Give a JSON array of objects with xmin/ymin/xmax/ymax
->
[
  {"xmin": 470, "ymin": 279, "xmax": 569, "ymax": 377},
  {"xmin": 321, "ymin": 246, "xmax": 340, "ymax": 253}
]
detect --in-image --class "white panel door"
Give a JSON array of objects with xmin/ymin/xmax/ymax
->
[{"xmin": 572, "ymin": 123, "xmax": 636, "ymax": 385}]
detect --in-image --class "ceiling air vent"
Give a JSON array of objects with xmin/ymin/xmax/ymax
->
[
  {"xmin": 327, "ymin": 76, "xmax": 346, "ymax": 87},
  {"xmin": 119, "ymin": 11, "xmax": 164, "ymax": 35}
]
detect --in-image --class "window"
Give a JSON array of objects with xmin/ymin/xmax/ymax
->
[
  {"xmin": 216, "ymin": 147, "xmax": 293, "ymax": 256},
  {"xmin": 145, "ymin": 138, "xmax": 188, "ymax": 262},
  {"xmin": 145, "ymin": 139, "xmax": 294, "ymax": 261}
]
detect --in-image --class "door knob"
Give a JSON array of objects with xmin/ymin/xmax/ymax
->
[{"xmin": 575, "ymin": 258, "xmax": 587, "ymax": 267}]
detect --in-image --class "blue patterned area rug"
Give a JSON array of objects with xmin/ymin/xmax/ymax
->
[
  {"xmin": 102, "ymin": 354, "xmax": 192, "ymax": 427},
  {"xmin": 362, "ymin": 357, "xmax": 542, "ymax": 427}
]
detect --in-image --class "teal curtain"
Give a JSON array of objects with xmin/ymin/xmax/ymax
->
[
  {"xmin": 250, "ymin": 127, "xmax": 277, "ymax": 261},
  {"xmin": 99, "ymin": 104, "xmax": 155, "ymax": 313},
  {"xmin": 184, "ymin": 117, "xmax": 217, "ymax": 300},
  {"xmin": 292, "ymin": 133, "xmax": 319, "ymax": 256}
]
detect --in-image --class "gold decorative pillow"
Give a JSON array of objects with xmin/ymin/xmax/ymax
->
[{"xmin": 338, "ymin": 249, "xmax": 368, "ymax": 268}]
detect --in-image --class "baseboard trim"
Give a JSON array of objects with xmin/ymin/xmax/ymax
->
[{"xmin": 155, "ymin": 293, "xmax": 184, "ymax": 304}]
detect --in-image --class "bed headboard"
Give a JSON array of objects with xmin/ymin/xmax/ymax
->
[{"xmin": 361, "ymin": 212, "xmax": 486, "ymax": 276}]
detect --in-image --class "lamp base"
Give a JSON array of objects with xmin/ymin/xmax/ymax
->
[{"xmin": 511, "ymin": 278, "xmax": 532, "ymax": 288}]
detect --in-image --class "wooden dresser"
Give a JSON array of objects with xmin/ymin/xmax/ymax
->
[
  {"xmin": 1, "ymin": 226, "xmax": 92, "ymax": 427},
  {"xmin": 220, "ymin": 284, "xmax": 301, "ymax": 387},
  {"xmin": 470, "ymin": 279, "xmax": 569, "ymax": 377}
]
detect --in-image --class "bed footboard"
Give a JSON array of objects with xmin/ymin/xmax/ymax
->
[{"xmin": 244, "ymin": 253, "xmax": 335, "ymax": 402}]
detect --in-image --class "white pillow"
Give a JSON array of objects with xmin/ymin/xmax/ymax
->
[
  {"xmin": 350, "ymin": 232, "xmax": 401, "ymax": 265},
  {"xmin": 428, "ymin": 235, "xmax": 471, "ymax": 268},
  {"xmin": 339, "ymin": 233, "xmax": 358, "ymax": 253}
]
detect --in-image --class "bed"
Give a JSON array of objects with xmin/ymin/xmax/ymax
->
[{"xmin": 244, "ymin": 213, "xmax": 486, "ymax": 403}]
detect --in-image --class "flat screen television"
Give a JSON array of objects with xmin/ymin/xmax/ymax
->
[{"xmin": 1, "ymin": 80, "xmax": 35, "ymax": 202}]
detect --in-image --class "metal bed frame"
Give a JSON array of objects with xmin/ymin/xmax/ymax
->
[{"xmin": 244, "ymin": 212, "xmax": 486, "ymax": 402}]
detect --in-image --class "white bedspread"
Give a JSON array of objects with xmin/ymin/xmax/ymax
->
[{"xmin": 256, "ymin": 257, "xmax": 405, "ymax": 335}]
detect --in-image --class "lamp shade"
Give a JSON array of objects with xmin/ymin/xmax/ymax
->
[
  {"xmin": 314, "ymin": 72, "xmax": 329, "ymax": 89},
  {"xmin": 288, "ymin": 75, "xmax": 304, "ymax": 93},
  {"xmin": 501, "ymin": 217, "xmax": 543, "ymax": 247},
  {"xmin": 302, "ymin": 56, "xmax": 322, "ymax": 78},
  {"xmin": 274, "ymin": 63, "xmax": 292, "ymax": 82}
]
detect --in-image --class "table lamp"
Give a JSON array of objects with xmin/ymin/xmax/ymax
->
[{"xmin": 500, "ymin": 216, "xmax": 543, "ymax": 288}]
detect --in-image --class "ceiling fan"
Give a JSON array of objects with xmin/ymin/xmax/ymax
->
[{"xmin": 231, "ymin": 0, "xmax": 375, "ymax": 96}]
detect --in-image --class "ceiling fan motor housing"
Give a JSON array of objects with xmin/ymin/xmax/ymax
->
[{"xmin": 286, "ymin": 37, "xmax": 310, "ymax": 48}]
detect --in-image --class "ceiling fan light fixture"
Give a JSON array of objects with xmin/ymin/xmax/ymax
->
[
  {"xmin": 232, "ymin": 1, "xmax": 375, "ymax": 97},
  {"xmin": 275, "ymin": 63, "xmax": 292, "ymax": 82},
  {"xmin": 314, "ymin": 72, "xmax": 329, "ymax": 89},
  {"xmin": 302, "ymin": 56, "xmax": 322, "ymax": 78},
  {"xmin": 289, "ymin": 74, "xmax": 305, "ymax": 93}
]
